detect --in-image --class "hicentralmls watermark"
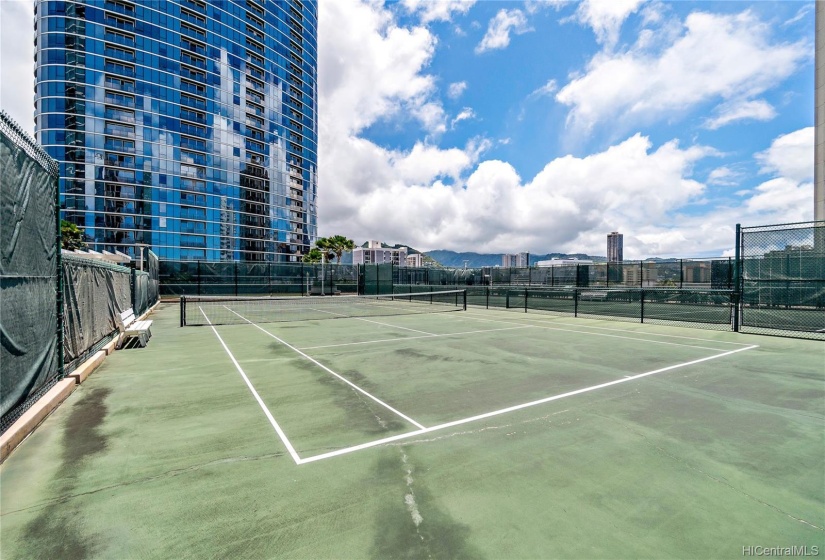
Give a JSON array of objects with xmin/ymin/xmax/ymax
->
[{"xmin": 743, "ymin": 546, "xmax": 820, "ymax": 557}]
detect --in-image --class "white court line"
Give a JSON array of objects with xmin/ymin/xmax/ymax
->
[
  {"xmin": 223, "ymin": 306, "xmax": 427, "ymax": 430},
  {"xmin": 199, "ymin": 307, "xmax": 302, "ymax": 465},
  {"xmin": 463, "ymin": 308, "xmax": 752, "ymax": 346},
  {"xmin": 299, "ymin": 325, "xmax": 535, "ymax": 350},
  {"xmin": 306, "ymin": 304, "xmax": 441, "ymax": 336},
  {"xmin": 297, "ymin": 343, "xmax": 759, "ymax": 464},
  {"xmin": 437, "ymin": 311, "xmax": 729, "ymax": 352}
]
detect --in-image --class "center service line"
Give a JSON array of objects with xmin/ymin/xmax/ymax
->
[{"xmin": 223, "ymin": 306, "xmax": 427, "ymax": 430}]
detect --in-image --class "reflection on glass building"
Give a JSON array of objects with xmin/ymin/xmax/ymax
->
[{"xmin": 35, "ymin": 0, "xmax": 317, "ymax": 261}]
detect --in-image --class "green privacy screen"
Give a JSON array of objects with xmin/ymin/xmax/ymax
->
[{"xmin": 0, "ymin": 112, "xmax": 62, "ymax": 419}]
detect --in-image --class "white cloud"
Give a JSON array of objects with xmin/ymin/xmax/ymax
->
[
  {"xmin": 707, "ymin": 166, "xmax": 743, "ymax": 187},
  {"xmin": 402, "ymin": 0, "xmax": 476, "ymax": 24},
  {"xmin": 572, "ymin": 0, "xmax": 645, "ymax": 49},
  {"xmin": 318, "ymin": 0, "xmax": 439, "ymax": 137},
  {"xmin": 703, "ymin": 99, "xmax": 777, "ymax": 130},
  {"xmin": 530, "ymin": 79, "xmax": 558, "ymax": 98},
  {"xmin": 756, "ymin": 127, "xmax": 813, "ymax": 183},
  {"xmin": 475, "ymin": 9, "xmax": 532, "ymax": 54},
  {"xmin": 1, "ymin": 1, "xmax": 35, "ymax": 134},
  {"xmin": 447, "ymin": 81, "xmax": 468, "ymax": 99},
  {"xmin": 450, "ymin": 107, "xmax": 475, "ymax": 128},
  {"xmin": 556, "ymin": 10, "xmax": 810, "ymax": 134}
]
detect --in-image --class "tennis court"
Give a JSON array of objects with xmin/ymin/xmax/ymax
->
[{"xmin": 1, "ymin": 294, "xmax": 823, "ymax": 558}]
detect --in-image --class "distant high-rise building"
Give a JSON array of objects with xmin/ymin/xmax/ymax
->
[
  {"xmin": 35, "ymin": 0, "xmax": 318, "ymax": 261},
  {"xmin": 607, "ymin": 232, "xmax": 623, "ymax": 262},
  {"xmin": 502, "ymin": 252, "xmax": 528, "ymax": 267}
]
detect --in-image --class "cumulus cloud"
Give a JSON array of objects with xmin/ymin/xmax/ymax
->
[
  {"xmin": 755, "ymin": 127, "xmax": 813, "ymax": 183},
  {"xmin": 402, "ymin": 0, "xmax": 476, "ymax": 24},
  {"xmin": 447, "ymin": 81, "xmax": 468, "ymax": 99},
  {"xmin": 556, "ymin": 10, "xmax": 810, "ymax": 134},
  {"xmin": 319, "ymin": 0, "xmax": 440, "ymax": 137},
  {"xmin": 703, "ymin": 99, "xmax": 777, "ymax": 130},
  {"xmin": 572, "ymin": 0, "xmax": 645, "ymax": 49},
  {"xmin": 318, "ymin": 2, "xmax": 813, "ymax": 259},
  {"xmin": 475, "ymin": 9, "xmax": 532, "ymax": 54}
]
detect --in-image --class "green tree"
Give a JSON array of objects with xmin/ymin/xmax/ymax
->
[
  {"xmin": 321, "ymin": 235, "xmax": 355, "ymax": 263},
  {"xmin": 60, "ymin": 220, "xmax": 87, "ymax": 251},
  {"xmin": 301, "ymin": 247, "xmax": 324, "ymax": 264}
]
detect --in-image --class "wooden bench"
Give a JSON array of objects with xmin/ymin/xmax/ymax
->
[{"xmin": 117, "ymin": 308, "xmax": 153, "ymax": 348}]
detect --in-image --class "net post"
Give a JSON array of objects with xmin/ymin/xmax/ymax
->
[
  {"xmin": 463, "ymin": 289, "xmax": 467, "ymax": 311},
  {"xmin": 180, "ymin": 296, "xmax": 185, "ymax": 327},
  {"xmin": 733, "ymin": 223, "xmax": 741, "ymax": 332},
  {"xmin": 486, "ymin": 286, "xmax": 489, "ymax": 309},
  {"xmin": 506, "ymin": 291, "xmax": 510, "ymax": 309},
  {"xmin": 197, "ymin": 260, "xmax": 201, "ymax": 295},
  {"xmin": 524, "ymin": 288, "xmax": 528, "ymax": 313},
  {"xmin": 640, "ymin": 288, "xmax": 645, "ymax": 323},
  {"xmin": 234, "ymin": 261, "xmax": 239, "ymax": 296},
  {"xmin": 574, "ymin": 288, "xmax": 579, "ymax": 317},
  {"xmin": 680, "ymin": 259, "xmax": 684, "ymax": 289}
]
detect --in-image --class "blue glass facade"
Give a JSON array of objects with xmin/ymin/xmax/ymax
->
[{"xmin": 35, "ymin": 0, "xmax": 317, "ymax": 261}]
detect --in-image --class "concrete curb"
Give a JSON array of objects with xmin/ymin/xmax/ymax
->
[
  {"xmin": 0, "ymin": 301, "xmax": 161, "ymax": 464},
  {"xmin": 0, "ymin": 379, "xmax": 76, "ymax": 463}
]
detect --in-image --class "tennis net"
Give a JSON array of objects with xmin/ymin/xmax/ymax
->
[{"xmin": 181, "ymin": 289, "xmax": 467, "ymax": 326}]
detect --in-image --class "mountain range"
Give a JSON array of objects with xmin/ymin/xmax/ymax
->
[{"xmin": 423, "ymin": 250, "xmax": 606, "ymax": 268}]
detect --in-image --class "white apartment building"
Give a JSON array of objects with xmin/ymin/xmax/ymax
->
[
  {"xmin": 405, "ymin": 253, "xmax": 426, "ymax": 267},
  {"xmin": 536, "ymin": 258, "xmax": 594, "ymax": 267},
  {"xmin": 352, "ymin": 241, "xmax": 408, "ymax": 266}
]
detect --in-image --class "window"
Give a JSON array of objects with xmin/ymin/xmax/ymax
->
[
  {"xmin": 104, "ymin": 75, "xmax": 135, "ymax": 92},
  {"xmin": 105, "ymin": 91, "xmax": 135, "ymax": 107},
  {"xmin": 104, "ymin": 107, "xmax": 135, "ymax": 122},
  {"xmin": 104, "ymin": 121, "xmax": 135, "ymax": 137}
]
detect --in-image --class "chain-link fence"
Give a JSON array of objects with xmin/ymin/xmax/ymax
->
[
  {"xmin": 0, "ymin": 111, "xmax": 62, "ymax": 425},
  {"xmin": 391, "ymin": 284, "xmax": 734, "ymax": 330},
  {"xmin": 738, "ymin": 221, "xmax": 825, "ymax": 340},
  {"xmin": 393, "ymin": 258, "xmax": 733, "ymax": 290},
  {"xmin": 159, "ymin": 261, "xmax": 360, "ymax": 296}
]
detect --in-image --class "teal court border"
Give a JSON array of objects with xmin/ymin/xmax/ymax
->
[{"xmin": 199, "ymin": 306, "xmax": 759, "ymax": 466}]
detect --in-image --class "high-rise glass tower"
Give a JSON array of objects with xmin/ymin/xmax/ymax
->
[
  {"xmin": 607, "ymin": 231, "xmax": 623, "ymax": 262},
  {"xmin": 35, "ymin": 0, "xmax": 317, "ymax": 261}
]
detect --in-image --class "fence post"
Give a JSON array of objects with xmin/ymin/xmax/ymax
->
[
  {"xmin": 576, "ymin": 264, "xmax": 579, "ymax": 288},
  {"xmin": 639, "ymin": 261, "xmax": 643, "ymax": 287},
  {"xmin": 551, "ymin": 266, "xmax": 555, "ymax": 287},
  {"xmin": 606, "ymin": 262, "xmax": 609, "ymax": 289},
  {"xmin": 733, "ymin": 224, "xmax": 741, "ymax": 332},
  {"xmin": 197, "ymin": 260, "xmax": 201, "ymax": 295},
  {"xmin": 486, "ymin": 286, "xmax": 489, "ymax": 309},
  {"xmin": 524, "ymin": 288, "xmax": 528, "ymax": 313},
  {"xmin": 679, "ymin": 259, "xmax": 684, "ymax": 289},
  {"xmin": 268, "ymin": 262, "xmax": 272, "ymax": 295},
  {"xmin": 131, "ymin": 268, "xmax": 137, "ymax": 311},
  {"xmin": 234, "ymin": 261, "xmax": 238, "ymax": 296}
]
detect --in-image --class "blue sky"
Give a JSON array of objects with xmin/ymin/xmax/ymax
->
[{"xmin": 0, "ymin": 0, "xmax": 816, "ymax": 258}]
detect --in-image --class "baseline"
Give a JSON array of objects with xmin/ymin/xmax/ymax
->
[
  {"xmin": 297, "ymin": 344, "xmax": 759, "ymax": 465},
  {"xmin": 223, "ymin": 306, "xmax": 427, "ymax": 430}
]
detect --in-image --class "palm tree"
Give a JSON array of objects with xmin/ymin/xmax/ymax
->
[
  {"xmin": 301, "ymin": 247, "xmax": 324, "ymax": 263},
  {"xmin": 313, "ymin": 237, "xmax": 336, "ymax": 263},
  {"xmin": 325, "ymin": 235, "xmax": 355, "ymax": 263}
]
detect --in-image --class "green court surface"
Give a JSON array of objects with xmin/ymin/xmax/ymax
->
[{"xmin": 1, "ymin": 301, "xmax": 823, "ymax": 559}]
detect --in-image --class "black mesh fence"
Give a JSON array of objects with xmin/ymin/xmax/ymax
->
[
  {"xmin": 0, "ymin": 111, "xmax": 62, "ymax": 422},
  {"xmin": 159, "ymin": 261, "xmax": 360, "ymax": 297},
  {"xmin": 738, "ymin": 221, "xmax": 825, "ymax": 339},
  {"xmin": 392, "ymin": 259, "xmax": 733, "ymax": 290},
  {"xmin": 62, "ymin": 255, "xmax": 132, "ymax": 373}
]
